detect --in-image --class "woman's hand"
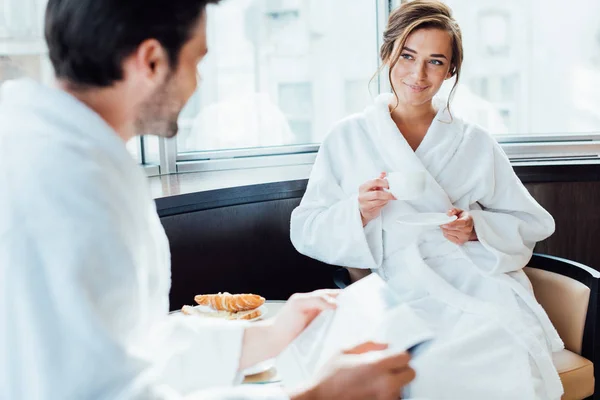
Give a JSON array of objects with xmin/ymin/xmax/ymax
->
[
  {"xmin": 358, "ymin": 172, "xmax": 396, "ymax": 227},
  {"xmin": 441, "ymin": 208, "xmax": 477, "ymax": 245}
]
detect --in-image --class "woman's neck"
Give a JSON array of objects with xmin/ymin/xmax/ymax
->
[{"xmin": 389, "ymin": 100, "xmax": 437, "ymax": 126}]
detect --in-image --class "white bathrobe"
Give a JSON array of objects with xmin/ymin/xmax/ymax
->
[
  {"xmin": 291, "ymin": 94, "xmax": 564, "ymax": 399},
  {"xmin": 0, "ymin": 79, "xmax": 287, "ymax": 400}
]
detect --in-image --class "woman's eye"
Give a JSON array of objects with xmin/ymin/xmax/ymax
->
[
  {"xmin": 401, "ymin": 53, "xmax": 413, "ymax": 60},
  {"xmin": 430, "ymin": 59, "xmax": 444, "ymax": 66}
]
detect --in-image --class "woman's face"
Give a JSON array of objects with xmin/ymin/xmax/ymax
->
[{"xmin": 389, "ymin": 28, "xmax": 453, "ymax": 108}]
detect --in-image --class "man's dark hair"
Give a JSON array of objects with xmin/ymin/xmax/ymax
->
[{"xmin": 45, "ymin": 0, "xmax": 220, "ymax": 87}]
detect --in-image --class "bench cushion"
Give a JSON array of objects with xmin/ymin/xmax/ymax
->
[{"xmin": 553, "ymin": 350, "xmax": 594, "ymax": 400}]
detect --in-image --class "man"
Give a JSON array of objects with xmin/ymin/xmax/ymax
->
[{"xmin": 0, "ymin": 1, "xmax": 415, "ymax": 399}]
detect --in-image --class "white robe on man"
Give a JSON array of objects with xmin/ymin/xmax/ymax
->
[
  {"xmin": 291, "ymin": 94, "xmax": 564, "ymax": 399},
  {"xmin": 0, "ymin": 79, "xmax": 287, "ymax": 400}
]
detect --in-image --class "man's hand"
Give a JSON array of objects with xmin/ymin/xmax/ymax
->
[
  {"xmin": 239, "ymin": 289, "xmax": 339, "ymax": 370},
  {"xmin": 270, "ymin": 290, "xmax": 339, "ymax": 352},
  {"xmin": 291, "ymin": 342, "xmax": 416, "ymax": 400}
]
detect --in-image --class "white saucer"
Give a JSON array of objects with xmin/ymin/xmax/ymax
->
[
  {"xmin": 396, "ymin": 213, "xmax": 458, "ymax": 227},
  {"xmin": 243, "ymin": 359, "xmax": 275, "ymax": 376}
]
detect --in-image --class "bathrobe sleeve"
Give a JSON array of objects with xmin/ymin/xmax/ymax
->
[
  {"xmin": 468, "ymin": 139, "xmax": 555, "ymax": 275},
  {"xmin": 290, "ymin": 131, "xmax": 384, "ymax": 269}
]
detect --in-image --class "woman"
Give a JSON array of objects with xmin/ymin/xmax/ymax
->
[{"xmin": 290, "ymin": 1, "xmax": 563, "ymax": 399}]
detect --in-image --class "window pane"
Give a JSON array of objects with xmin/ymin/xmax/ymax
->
[
  {"xmin": 345, "ymin": 79, "xmax": 373, "ymax": 114},
  {"xmin": 441, "ymin": 0, "xmax": 600, "ymax": 135},
  {"xmin": 177, "ymin": 0, "xmax": 379, "ymax": 153},
  {"xmin": 126, "ymin": 137, "xmax": 142, "ymax": 163},
  {"xmin": 142, "ymin": 136, "xmax": 160, "ymax": 165}
]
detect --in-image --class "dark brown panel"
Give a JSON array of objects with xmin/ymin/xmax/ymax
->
[
  {"xmin": 527, "ymin": 181, "xmax": 600, "ymax": 270},
  {"xmin": 162, "ymin": 198, "xmax": 337, "ymax": 311}
]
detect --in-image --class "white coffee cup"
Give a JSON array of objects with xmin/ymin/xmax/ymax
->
[{"xmin": 386, "ymin": 170, "xmax": 427, "ymax": 200}]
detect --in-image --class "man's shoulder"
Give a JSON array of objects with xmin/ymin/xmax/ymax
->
[
  {"xmin": 0, "ymin": 103, "xmax": 136, "ymax": 181},
  {"xmin": 0, "ymin": 124, "xmax": 136, "ymax": 220}
]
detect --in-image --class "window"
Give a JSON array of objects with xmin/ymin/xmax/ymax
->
[
  {"xmin": 279, "ymin": 82, "xmax": 313, "ymax": 143},
  {"xmin": 176, "ymin": 0, "xmax": 379, "ymax": 158},
  {"xmin": 478, "ymin": 11, "xmax": 510, "ymax": 57},
  {"xmin": 443, "ymin": 0, "xmax": 600, "ymax": 139},
  {"xmin": 126, "ymin": 137, "xmax": 142, "ymax": 163},
  {"xmin": 4, "ymin": 0, "xmax": 600, "ymax": 176},
  {"xmin": 345, "ymin": 79, "xmax": 374, "ymax": 115}
]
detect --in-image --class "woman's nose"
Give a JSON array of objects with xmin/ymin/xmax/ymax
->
[{"xmin": 412, "ymin": 61, "xmax": 426, "ymax": 80}]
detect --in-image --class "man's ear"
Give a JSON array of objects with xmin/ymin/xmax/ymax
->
[{"xmin": 133, "ymin": 39, "xmax": 171, "ymax": 85}]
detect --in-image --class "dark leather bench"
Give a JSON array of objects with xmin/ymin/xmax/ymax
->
[{"xmin": 157, "ymin": 180, "xmax": 337, "ymax": 311}]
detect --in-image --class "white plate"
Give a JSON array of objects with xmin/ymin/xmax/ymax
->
[
  {"xmin": 180, "ymin": 304, "xmax": 268, "ymax": 322},
  {"xmin": 396, "ymin": 213, "xmax": 458, "ymax": 227}
]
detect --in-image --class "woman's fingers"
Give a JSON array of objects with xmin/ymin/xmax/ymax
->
[
  {"xmin": 447, "ymin": 207, "xmax": 462, "ymax": 216},
  {"xmin": 443, "ymin": 230, "xmax": 468, "ymax": 245},
  {"xmin": 370, "ymin": 178, "xmax": 390, "ymax": 191},
  {"xmin": 362, "ymin": 190, "xmax": 395, "ymax": 202},
  {"xmin": 443, "ymin": 231, "xmax": 459, "ymax": 244},
  {"xmin": 442, "ymin": 219, "xmax": 469, "ymax": 230},
  {"xmin": 362, "ymin": 199, "xmax": 394, "ymax": 212},
  {"xmin": 360, "ymin": 178, "xmax": 390, "ymax": 193}
]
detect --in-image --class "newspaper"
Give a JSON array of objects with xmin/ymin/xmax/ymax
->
[{"xmin": 277, "ymin": 274, "xmax": 435, "ymax": 389}]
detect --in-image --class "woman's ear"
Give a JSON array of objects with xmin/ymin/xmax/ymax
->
[{"xmin": 446, "ymin": 66, "xmax": 455, "ymax": 80}]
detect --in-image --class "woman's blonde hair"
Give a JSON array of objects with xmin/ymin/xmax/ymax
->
[{"xmin": 374, "ymin": 0, "xmax": 463, "ymax": 115}]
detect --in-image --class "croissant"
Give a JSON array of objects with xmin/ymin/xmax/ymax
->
[
  {"xmin": 234, "ymin": 308, "xmax": 263, "ymax": 320},
  {"xmin": 194, "ymin": 292, "xmax": 265, "ymax": 312}
]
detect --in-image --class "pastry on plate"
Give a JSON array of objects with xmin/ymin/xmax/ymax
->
[{"xmin": 194, "ymin": 292, "xmax": 265, "ymax": 312}]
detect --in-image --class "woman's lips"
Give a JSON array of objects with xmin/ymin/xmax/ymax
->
[{"xmin": 404, "ymin": 82, "xmax": 429, "ymax": 92}]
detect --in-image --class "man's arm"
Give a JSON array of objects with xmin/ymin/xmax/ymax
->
[
  {"xmin": 237, "ymin": 294, "xmax": 416, "ymax": 400},
  {"xmin": 187, "ymin": 343, "xmax": 415, "ymax": 400},
  {"xmin": 238, "ymin": 291, "xmax": 338, "ymax": 370}
]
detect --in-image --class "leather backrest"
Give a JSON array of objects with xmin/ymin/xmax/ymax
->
[
  {"xmin": 524, "ymin": 266, "xmax": 590, "ymax": 354},
  {"xmin": 161, "ymin": 198, "xmax": 337, "ymax": 311}
]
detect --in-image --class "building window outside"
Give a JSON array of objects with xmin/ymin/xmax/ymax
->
[{"xmin": 279, "ymin": 82, "xmax": 313, "ymax": 143}]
